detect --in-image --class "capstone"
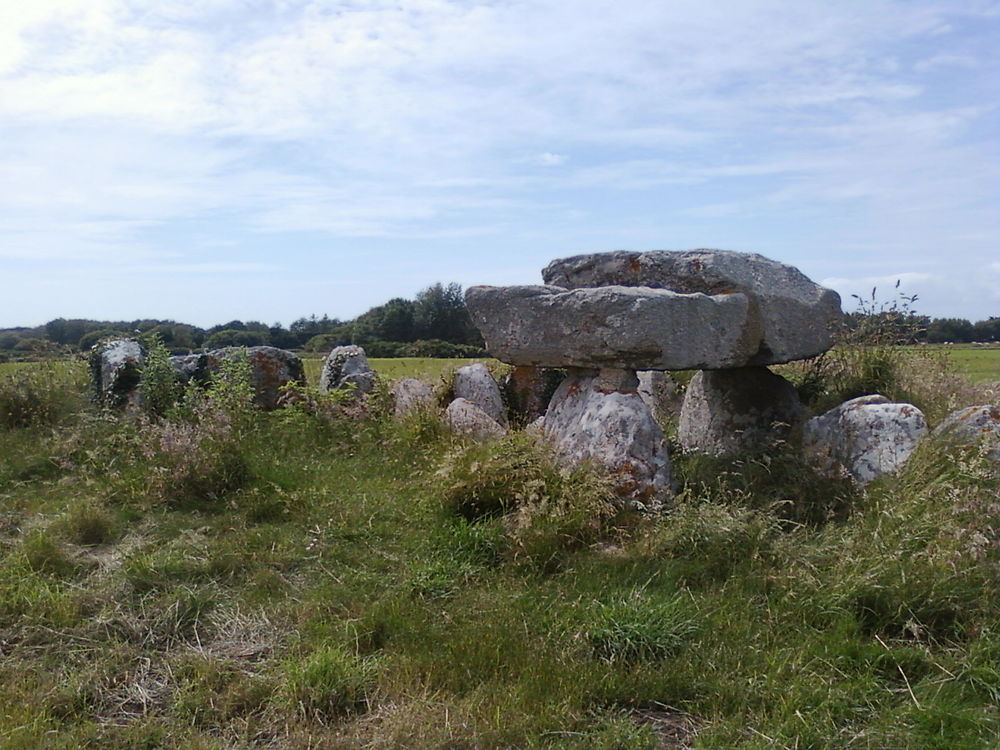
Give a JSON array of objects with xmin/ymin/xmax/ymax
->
[{"xmin": 541, "ymin": 249, "xmax": 841, "ymax": 365}]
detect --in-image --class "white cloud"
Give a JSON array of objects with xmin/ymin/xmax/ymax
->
[
  {"xmin": 0, "ymin": 0, "xmax": 999, "ymax": 322},
  {"xmin": 534, "ymin": 153, "xmax": 568, "ymax": 167}
]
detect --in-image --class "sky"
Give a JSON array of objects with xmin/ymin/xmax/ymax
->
[{"xmin": 2, "ymin": 0, "xmax": 999, "ymax": 328}]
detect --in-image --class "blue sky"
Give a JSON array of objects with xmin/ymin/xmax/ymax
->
[{"xmin": 2, "ymin": 0, "xmax": 999, "ymax": 327}]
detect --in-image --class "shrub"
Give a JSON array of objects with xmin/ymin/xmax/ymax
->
[
  {"xmin": 138, "ymin": 335, "xmax": 182, "ymax": 418},
  {"xmin": 0, "ymin": 365, "xmax": 81, "ymax": 428}
]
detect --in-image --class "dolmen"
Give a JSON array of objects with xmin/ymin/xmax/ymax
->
[{"xmin": 466, "ymin": 249, "xmax": 844, "ymax": 507}]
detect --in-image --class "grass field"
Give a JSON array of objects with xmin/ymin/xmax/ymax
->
[
  {"xmin": 936, "ymin": 345, "xmax": 1000, "ymax": 383},
  {"xmin": 1, "ymin": 347, "xmax": 1000, "ymax": 747}
]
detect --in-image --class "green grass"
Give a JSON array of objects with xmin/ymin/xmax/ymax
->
[
  {"xmin": 1, "ymin": 352, "xmax": 1000, "ymax": 747},
  {"xmin": 936, "ymin": 345, "xmax": 1000, "ymax": 383}
]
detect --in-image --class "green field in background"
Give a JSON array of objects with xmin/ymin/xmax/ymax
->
[
  {"xmin": 937, "ymin": 346, "xmax": 1000, "ymax": 383},
  {"xmin": 4, "ymin": 347, "xmax": 997, "ymax": 384}
]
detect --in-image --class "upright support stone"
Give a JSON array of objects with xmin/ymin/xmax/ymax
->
[
  {"xmin": 206, "ymin": 346, "xmax": 306, "ymax": 410},
  {"xmin": 542, "ymin": 370, "xmax": 672, "ymax": 509},
  {"xmin": 637, "ymin": 371, "xmax": 681, "ymax": 424},
  {"xmin": 803, "ymin": 395, "xmax": 928, "ymax": 485},
  {"xmin": 90, "ymin": 338, "xmax": 144, "ymax": 410},
  {"xmin": 453, "ymin": 363, "xmax": 506, "ymax": 426},
  {"xmin": 320, "ymin": 345, "xmax": 377, "ymax": 397},
  {"xmin": 678, "ymin": 367, "xmax": 805, "ymax": 456},
  {"xmin": 932, "ymin": 405, "xmax": 1000, "ymax": 463},
  {"xmin": 393, "ymin": 378, "xmax": 437, "ymax": 419},
  {"xmin": 445, "ymin": 398, "xmax": 507, "ymax": 441}
]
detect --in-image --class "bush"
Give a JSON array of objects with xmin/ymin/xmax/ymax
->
[
  {"xmin": 138, "ymin": 335, "xmax": 183, "ymax": 418},
  {"xmin": 0, "ymin": 364, "xmax": 82, "ymax": 428}
]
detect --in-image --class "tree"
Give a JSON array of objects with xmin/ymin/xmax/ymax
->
[
  {"xmin": 413, "ymin": 282, "xmax": 481, "ymax": 345},
  {"xmin": 352, "ymin": 298, "xmax": 416, "ymax": 343},
  {"xmin": 204, "ymin": 329, "xmax": 270, "ymax": 349}
]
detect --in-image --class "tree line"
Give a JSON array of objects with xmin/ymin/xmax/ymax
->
[{"xmin": 0, "ymin": 282, "xmax": 485, "ymax": 359}]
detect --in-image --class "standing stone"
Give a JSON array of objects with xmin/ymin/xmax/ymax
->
[
  {"xmin": 803, "ymin": 395, "xmax": 928, "ymax": 485},
  {"xmin": 90, "ymin": 338, "xmax": 144, "ymax": 409},
  {"xmin": 542, "ymin": 370, "xmax": 672, "ymax": 509},
  {"xmin": 205, "ymin": 346, "xmax": 306, "ymax": 410},
  {"xmin": 452, "ymin": 363, "xmax": 506, "ymax": 426},
  {"xmin": 678, "ymin": 367, "xmax": 805, "ymax": 456},
  {"xmin": 445, "ymin": 398, "xmax": 507, "ymax": 441},
  {"xmin": 501, "ymin": 365, "xmax": 564, "ymax": 424},
  {"xmin": 932, "ymin": 405, "xmax": 1000, "ymax": 462},
  {"xmin": 320, "ymin": 345, "xmax": 377, "ymax": 396},
  {"xmin": 393, "ymin": 378, "xmax": 437, "ymax": 419},
  {"xmin": 542, "ymin": 250, "xmax": 842, "ymax": 365},
  {"xmin": 637, "ymin": 371, "xmax": 681, "ymax": 424}
]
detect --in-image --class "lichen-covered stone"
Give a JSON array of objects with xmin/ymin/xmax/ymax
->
[
  {"xmin": 542, "ymin": 373, "xmax": 672, "ymax": 509},
  {"xmin": 932, "ymin": 405, "xmax": 1000, "ymax": 461},
  {"xmin": 637, "ymin": 371, "xmax": 681, "ymax": 424},
  {"xmin": 678, "ymin": 367, "xmax": 805, "ymax": 456},
  {"xmin": 542, "ymin": 249, "xmax": 841, "ymax": 365},
  {"xmin": 465, "ymin": 284, "xmax": 760, "ymax": 370},
  {"xmin": 207, "ymin": 346, "xmax": 305, "ymax": 410},
  {"xmin": 452, "ymin": 363, "xmax": 506, "ymax": 426},
  {"xmin": 319, "ymin": 345, "xmax": 377, "ymax": 396},
  {"xmin": 803, "ymin": 395, "xmax": 928, "ymax": 485},
  {"xmin": 90, "ymin": 338, "xmax": 144, "ymax": 409},
  {"xmin": 393, "ymin": 378, "xmax": 437, "ymax": 419},
  {"xmin": 445, "ymin": 398, "xmax": 507, "ymax": 441}
]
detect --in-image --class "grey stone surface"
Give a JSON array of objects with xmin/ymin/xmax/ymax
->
[
  {"xmin": 207, "ymin": 346, "xmax": 306, "ymax": 410},
  {"xmin": 452, "ymin": 363, "xmax": 506, "ymax": 426},
  {"xmin": 445, "ymin": 398, "xmax": 507, "ymax": 441},
  {"xmin": 932, "ymin": 405, "xmax": 1000, "ymax": 461},
  {"xmin": 542, "ymin": 373, "xmax": 672, "ymax": 509},
  {"xmin": 465, "ymin": 284, "xmax": 760, "ymax": 370},
  {"xmin": 678, "ymin": 367, "xmax": 805, "ymax": 456},
  {"xmin": 319, "ymin": 345, "xmax": 377, "ymax": 396},
  {"xmin": 170, "ymin": 353, "xmax": 211, "ymax": 385},
  {"xmin": 637, "ymin": 371, "xmax": 682, "ymax": 424},
  {"xmin": 542, "ymin": 250, "xmax": 841, "ymax": 365},
  {"xmin": 803, "ymin": 395, "xmax": 928, "ymax": 485},
  {"xmin": 91, "ymin": 338, "xmax": 144, "ymax": 409},
  {"xmin": 392, "ymin": 378, "xmax": 437, "ymax": 419}
]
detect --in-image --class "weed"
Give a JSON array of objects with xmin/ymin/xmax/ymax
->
[
  {"xmin": 0, "ymin": 363, "xmax": 83, "ymax": 428},
  {"xmin": 138, "ymin": 335, "xmax": 182, "ymax": 418},
  {"xmin": 280, "ymin": 644, "xmax": 378, "ymax": 721},
  {"xmin": 584, "ymin": 590, "xmax": 699, "ymax": 664},
  {"xmin": 53, "ymin": 500, "xmax": 119, "ymax": 546}
]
